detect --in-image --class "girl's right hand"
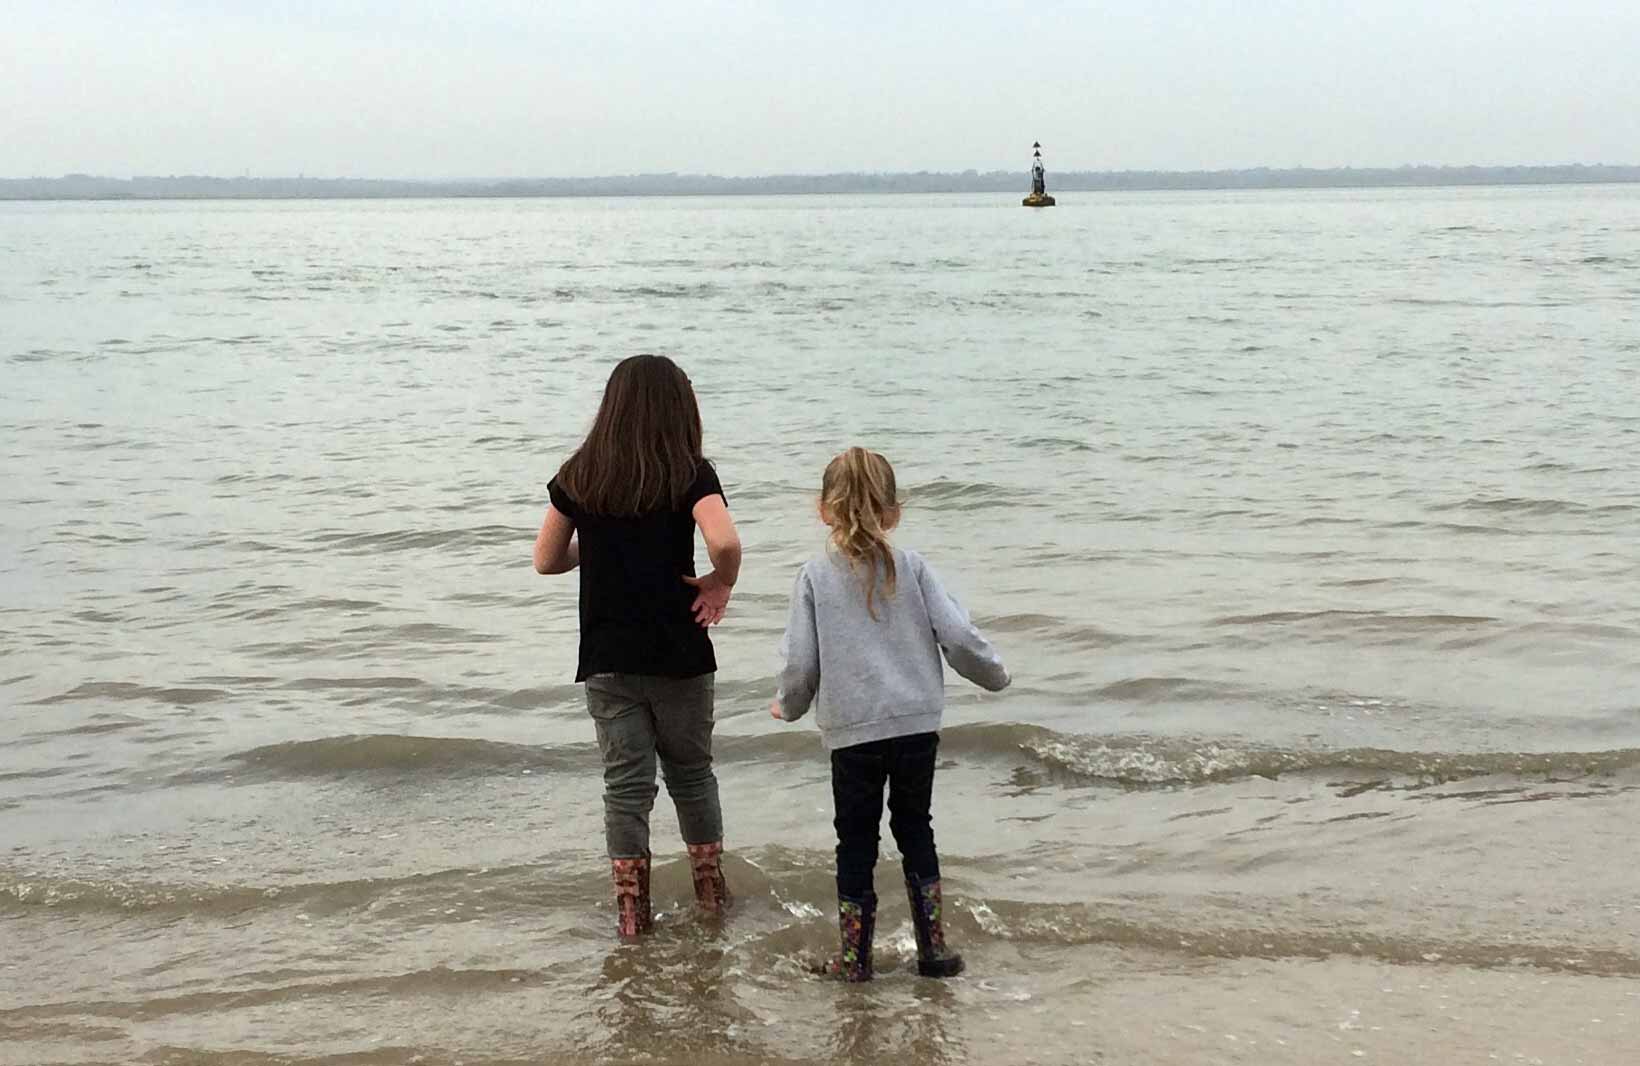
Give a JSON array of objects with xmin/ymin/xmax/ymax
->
[{"xmin": 769, "ymin": 699, "xmax": 784, "ymax": 721}]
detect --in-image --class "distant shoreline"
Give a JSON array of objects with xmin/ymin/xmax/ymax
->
[{"xmin": 3, "ymin": 165, "xmax": 1638, "ymax": 201}]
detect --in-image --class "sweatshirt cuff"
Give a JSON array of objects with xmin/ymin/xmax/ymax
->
[{"xmin": 776, "ymin": 688, "xmax": 813, "ymax": 721}]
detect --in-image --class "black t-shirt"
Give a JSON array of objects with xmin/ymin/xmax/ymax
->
[{"xmin": 548, "ymin": 462, "xmax": 725, "ymax": 682}]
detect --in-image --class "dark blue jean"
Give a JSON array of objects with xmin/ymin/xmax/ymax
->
[{"xmin": 830, "ymin": 731, "xmax": 941, "ymax": 899}]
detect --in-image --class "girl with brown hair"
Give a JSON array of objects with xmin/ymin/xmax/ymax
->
[{"xmin": 533, "ymin": 354, "xmax": 742, "ymax": 941}]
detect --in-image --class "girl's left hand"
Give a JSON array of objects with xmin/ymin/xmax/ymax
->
[
  {"xmin": 682, "ymin": 570, "xmax": 733, "ymax": 626},
  {"xmin": 769, "ymin": 699, "xmax": 784, "ymax": 721}
]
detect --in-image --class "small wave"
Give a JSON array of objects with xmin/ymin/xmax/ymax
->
[
  {"xmin": 958, "ymin": 898, "xmax": 1640, "ymax": 977},
  {"xmin": 30, "ymin": 682, "xmax": 230, "ymax": 708},
  {"xmin": 1012, "ymin": 436, "xmax": 1095, "ymax": 453},
  {"xmin": 306, "ymin": 525, "xmax": 524, "ymax": 554},
  {"xmin": 904, "ymin": 478, "xmax": 1031, "ymax": 511},
  {"xmin": 975, "ymin": 613, "xmax": 1133, "ymax": 648},
  {"xmin": 9, "ymin": 858, "xmax": 1637, "ymax": 978},
  {"xmin": 1212, "ymin": 609, "xmax": 1497, "ymax": 632},
  {"xmin": 150, "ymin": 719, "xmax": 1640, "ymax": 794},
  {"xmin": 611, "ymin": 283, "xmax": 720, "ymax": 300},
  {"xmin": 296, "ymin": 596, "xmax": 383, "ymax": 612},
  {"xmin": 1091, "ymin": 676, "xmax": 1239, "ymax": 702},
  {"xmin": 207, "ymin": 595, "xmax": 384, "ymax": 623},
  {"xmin": 256, "ymin": 676, "xmax": 583, "ymax": 715},
  {"xmin": 894, "ymin": 724, "xmax": 1640, "ymax": 788},
  {"xmin": 1387, "ymin": 296, "xmax": 1533, "ymax": 308},
  {"xmin": 1010, "ymin": 730, "xmax": 1640, "ymax": 788},
  {"xmin": 1377, "ymin": 519, "xmax": 1510, "ymax": 536},
  {"xmin": 340, "ymin": 622, "xmax": 496, "ymax": 645},
  {"xmin": 216, "ymin": 734, "xmax": 596, "ymax": 780},
  {"xmin": 1431, "ymin": 496, "xmax": 1626, "ymax": 518},
  {"xmin": 1519, "ymin": 460, "xmax": 1614, "ymax": 475},
  {"xmin": 0, "ymin": 767, "xmax": 70, "ymax": 785},
  {"xmin": 1510, "ymin": 620, "xmax": 1638, "ymax": 642},
  {"xmin": 280, "ymin": 675, "xmax": 426, "ymax": 692},
  {"xmin": 998, "ymin": 727, "xmax": 1289, "ymax": 785},
  {"xmin": 22, "ymin": 715, "xmax": 146, "ymax": 740},
  {"xmin": 0, "ymin": 861, "xmax": 556, "ymax": 919},
  {"xmin": 1, "ymin": 873, "xmax": 313, "ymax": 917}
]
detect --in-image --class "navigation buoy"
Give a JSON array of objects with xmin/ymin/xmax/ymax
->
[{"xmin": 1023, "ymin": 141, "xmax": 1056, "ymax": 207}]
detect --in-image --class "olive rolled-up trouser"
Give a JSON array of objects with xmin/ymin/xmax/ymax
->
[{"xmin": 584, "ymin": 672, "xmax": 722, "ymax": 859}]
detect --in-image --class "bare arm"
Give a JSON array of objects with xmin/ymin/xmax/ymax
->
[
  {"xmin": 693, "ymin": 494, "xmax": 741, "ymax": 587},
  {"xmin": 682, "ymin": 493, "xmax": 741, "ymax": 625},
  {"xmin": 532, "ymin": 505, "xmax": 579, "ymax": 575}
]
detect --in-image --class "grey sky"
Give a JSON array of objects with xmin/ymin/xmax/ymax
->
[{"xmin": 6, "ymin": 0, "xmax": 1636, "ymax": 179}]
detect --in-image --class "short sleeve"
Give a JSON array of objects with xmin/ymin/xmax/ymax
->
[
  {"xmin": 547, "ymin": 477, "xmax": 578, "ymax": 522},
  {"xmin": 682, "ymin": 461, "xmax": 726, "ymax": 511}
]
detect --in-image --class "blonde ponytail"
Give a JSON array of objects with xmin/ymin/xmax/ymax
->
[{"xmin": 820, "ymin": 448, "xmax": 900, "ymax": 618}]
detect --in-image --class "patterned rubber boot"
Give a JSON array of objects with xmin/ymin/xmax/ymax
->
[
  {"xmin": 906, "ymin": 874, "xmax": 965, "ymax": 978},
  {"xmin": 812, "ymin": 893, "xmax": 876, "ymax": 982},
  {"xmin": 611, "ymin": 856, "xmax": 653, "ymax": 942},
  {"xmin": 687, "ymin": 841, "xmax": 732, "ymax": 916}
]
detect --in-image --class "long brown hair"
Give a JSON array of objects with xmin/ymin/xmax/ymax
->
[
  {"xmin": 821, "ymin": 447, "xmax": 900, "ymax": 618},
  {"xmin": 556, "ymin": 354, "xmax": 704, "ymax": 516}
]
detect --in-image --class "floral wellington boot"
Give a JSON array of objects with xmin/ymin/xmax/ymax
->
[
  {"xmin": 906, "ymin": 874, "xmax": 964, "ymax": 978},
  {"xmin": 611, "ymin": 856, "xmax": 653, "ymax": 941},
  {"xmin": 813, "ymin": 892, "xmax": 876, "ymax": 982},
  {"xmin": 686, "ymin": 841, "xmax": 731, "ymax": 916}
]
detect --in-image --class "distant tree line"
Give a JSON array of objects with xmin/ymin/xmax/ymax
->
[{"xmin": 3, "ymin": 165, "xmax": 1637, "ymax": 200}]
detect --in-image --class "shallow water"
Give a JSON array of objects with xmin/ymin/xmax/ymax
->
[{"xmin": 3, "ymin": 187, "xmax": 1639, "ymax": 1064}]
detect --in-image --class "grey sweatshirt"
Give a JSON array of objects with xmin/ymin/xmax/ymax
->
[{"xmin": 775, "ymin": 546, "xmax": 1010, "ymax": 750}]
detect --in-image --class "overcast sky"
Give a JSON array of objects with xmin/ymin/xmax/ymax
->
[{"xmin": 5, "ymin": 0, "xmax": 1636, "ymax": 179}]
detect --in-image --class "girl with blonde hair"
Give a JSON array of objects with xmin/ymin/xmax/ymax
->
[{"xmin": 772, "ymin": 447, "xmax": 1010, "ymax": 980}]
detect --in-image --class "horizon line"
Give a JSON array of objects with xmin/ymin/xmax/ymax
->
[{"xmin": 6, "ymin": 162, "xmax": 1640, "ymax": 184}]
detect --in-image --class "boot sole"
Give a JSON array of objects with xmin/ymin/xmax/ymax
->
[
  {"xmin": 917, "ymin": 956, "xmax": 965, "ymax": 979},
  {"xmin": 810, "ymin": 960, "xmax": 873, "ymax": 981}
]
